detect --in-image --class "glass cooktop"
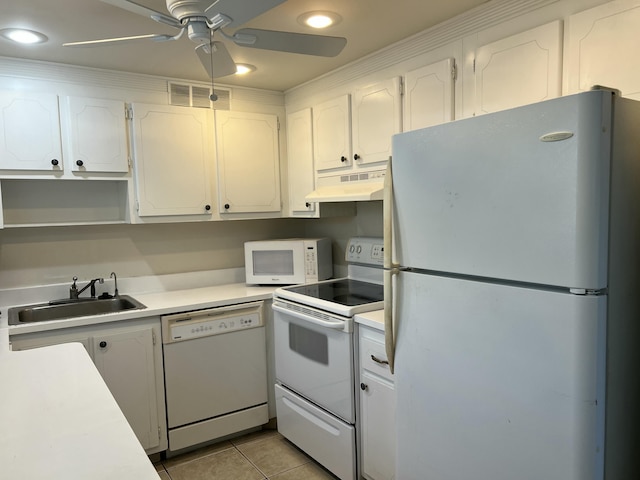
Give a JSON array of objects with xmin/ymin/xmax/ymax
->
[{"xmin": 283, "ymin": 279, "xmax": 384, "ymax": 307}]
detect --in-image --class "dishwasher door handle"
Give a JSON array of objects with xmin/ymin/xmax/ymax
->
[{"xmin": 272, "ymin": 302, "xmax": 347, "ymax": 331}]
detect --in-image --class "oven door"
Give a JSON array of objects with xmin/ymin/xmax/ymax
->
[{"xmin": 272, "ymin": 299, "xmax": 355, "ymax": 423}]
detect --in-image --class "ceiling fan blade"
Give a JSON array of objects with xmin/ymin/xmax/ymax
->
[
  {"xmin": 195, "ymin": 41, "xmax": 237, "ymax": 78},
  {"xmin": 100, "ymin": 0, "xmax": 182, "ymax": 28},
  {"xmin": 205, "ymin": 0, "xmax": 286, "ymax": 28},
  {"xmin": 63, "ymin": 33, "xmax": 176, "ymax": 47},
  {"xmin": 231, "ymin": 29, "xmax": 347, "ymax": 57}
]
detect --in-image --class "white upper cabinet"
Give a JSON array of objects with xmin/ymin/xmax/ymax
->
[
  {"xmin": 464, "ymin": 20, "xmax": 563, "ymax": 116},
  {"xmin": 566, "ymin": 0, "xmax": 640, "ymax": 100},
  {"xmin": 404, "ymin": 58, "xmax": 456, "ymax": 131},
  {"xmin": 313, "ymin": 94, "xmax": 352, "ymax": 172},
  {"xmin": 286, "ymin": 108, "xmax": 315, "ymax": 215},
  {"xmin": 0, "ymin": 92, "xmax": 129, "ymax": 175},
  {"xmin": 352, "ymin": 77, "xmax": 402, "ymax": 166},
  {"xmin": 215, "ymin": 110, "xmax": 281, "ymax": 214},
  {"xmin": 62, "ymin": 96, "xmax": 129, "ymax": 173},
  {"xmin": 131, "ymin": 103, "xmax": 213, "ymax": 217},
  {"xmin": 0, "ymin": 92, "xmax": 63, "ymax": 172}
]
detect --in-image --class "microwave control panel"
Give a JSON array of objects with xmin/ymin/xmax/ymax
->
[{"xmin": 304, "ymin": 241, "xmax": 318, "ymax": 276}]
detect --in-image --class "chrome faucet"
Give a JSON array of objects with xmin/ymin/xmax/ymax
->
[
  {"xmin": 70, "ymin": 276, "xmax": 104, "ymax": 299},
  {"xmin": 110, "ymin": 271, "xmax": 119, "ymax": 297}
]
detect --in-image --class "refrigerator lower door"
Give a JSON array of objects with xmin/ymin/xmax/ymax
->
[{"xmin": 395, "ymin": 271, "xmax": 606, "ymax": 480}]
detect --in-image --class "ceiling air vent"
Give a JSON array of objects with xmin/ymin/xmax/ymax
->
[{"xmin": 168, "ymin": 82, "xmax": 231, "ymax": 110}]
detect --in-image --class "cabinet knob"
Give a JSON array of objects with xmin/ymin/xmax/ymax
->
[
  {"xmin": 360, "ymin": 382, "xmax": 368, "ymax": 391},
  {"xmin": 205, "ymin": 204, "xmax": 211, "ymax": 211},
  {"xmin": 305, "ymin": 202, "xmax": 311, "ymax": 208},
  {"xmin": 99, "ymin": 341, "xmax": 107, "ymax": 348},
  {"xmin": 224, "ymin": 203, "xmax": 230, "ymax": 210},
  {"xmin": 340, "ymin": 156, "xmax": 347, "ymax": 162},
  {"xmin": 354, "ymin": 154, "xmax": 360, "ymax": 161},
  {"xmin": 76, "ymin": 160, "xmax": 84, "ymax": 167},
  {"xmin": 51, "ymin": 159, "xmax": 59, "ymax": 166}
]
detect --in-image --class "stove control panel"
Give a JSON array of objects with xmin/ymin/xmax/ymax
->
[
  {"xmin": 346, "ymin": 237, "xmax": 384, "ymax": 266},
  {"xmin": 162, "ymin": 301, "xmax": 264, "ymax": 344}
]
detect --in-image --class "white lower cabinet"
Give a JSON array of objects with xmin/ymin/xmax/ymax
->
[
  {"xmin": 10, "ymin": 318, "xmax": 167, "ymax": 454},
  {"xmin": 358, "ymin": 325, "xmax": 395, "ymax": 480}
]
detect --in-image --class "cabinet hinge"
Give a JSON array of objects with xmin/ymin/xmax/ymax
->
[
  {"xmin": 452, "ymin": 62, "xmax": 458, "ymax": 82},
  {"xmin": 152, "ymin": 330, "xmax": 156, "ymax": 346},
  {"xmin": 277, "ymin": 118, "xmax": 281, "ymax": 131},
  {"xmin": 158, "ymin": 426, "xmax": 162, "ymax": 440},
  {"xmin": 472, "ymin": 58, "xmax": 476, "ymax": 74},
  {"xmin": 125, "ymin": 105, "xmax": 133, "ymax": 119},
  {"xmin": 399, "ymin": 77, "xmax": 404, "ymax": 96},
  {"xmin": 136, "ymin": 200, "xmax": 140, "ymax": 212}
]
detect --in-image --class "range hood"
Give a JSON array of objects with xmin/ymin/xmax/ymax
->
[{"xmin": 305, "ymin": 169, "xmax": 386, "ymax": 202}]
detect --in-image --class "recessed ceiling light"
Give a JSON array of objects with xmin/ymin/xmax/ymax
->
[
  {"xmin": 235, "ymin": 63, "xmax": 256, "ymax": 75},
  {"xmin": 0, "ymin": 28, "xmax": 48, "ymax": 45},
  {"xmin": 297, "ymin": 11, "xmax": 342, "ymax": 29}
]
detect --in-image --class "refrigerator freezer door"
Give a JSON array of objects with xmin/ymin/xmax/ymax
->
[
  {"xmin": 392, "ymin": 90, "xmax": 612, "ymax": 289},
  {"xmin": 395, "ymin": 271, "xmax": 605, "ymax": 480}
]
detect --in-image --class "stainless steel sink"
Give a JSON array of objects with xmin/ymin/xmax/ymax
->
[{"xmin": 8, "ymin": 295, "xmax": 146, "ymax": 325}]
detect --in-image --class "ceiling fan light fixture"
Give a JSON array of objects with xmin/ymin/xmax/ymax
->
[
  {"xmin": 297, "ymin": 11, "xmax": 342, "ymax": 29},
  {"xmin": 0, "ymin": 28, "xmax": 48, "ymax": 45},
  {"xmin": 235, "ymin": 63, "xmax": 256, "ymax": 75}
]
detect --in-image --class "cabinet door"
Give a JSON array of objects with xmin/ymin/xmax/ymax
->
[
  {"xmin": 286, "ymin": 108, "xmax": 315, "ymax": 215},
  {"xmin": 92, "ymin": 326, "xmax": 161, "ymax": 451},
  {"xmin": 215, "ymin": 110, "xmax": 281, "ymax": 214},
  {"xmin": 0, "ymin": 92, "xmax": 63, "ymax": 172},
  {"xmin": 360, "ymin": 371, "xmax": 396, "ymax": 480},
  {"xmin": 63, "ymin": 96, "xmax": 129, "ymax": 173},
  {"xmin": 359, "ymin": 326, "xmax": 396, "ymax": 480},
  {"xmin": 313, "ymin": 94, "xmax": 352, "ymax": 172},
  {"xmin": 566, "ymin": 0, "xmax": 640, "ymax": 100},
  {"xmin": 470, "ymin": 20, "xmax": 562, "ymax": 115},
  {"xmin": 131, "ymin": 103, "xmax": 213, "ymax": 217},
  {"xmin": 404, "ymin": 58, "xmax": 455, "ymax": 131},
  {"xmin": 352, "ymin": 77, "xmax": 402, "ymax": 166}
]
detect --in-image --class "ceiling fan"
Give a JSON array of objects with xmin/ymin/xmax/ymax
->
[{"xmin": 64, "ymin": 0, "xmax": 347, "ymax": 79}]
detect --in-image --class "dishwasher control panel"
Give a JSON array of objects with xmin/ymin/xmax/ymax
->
[{"xmin": 162, "ymin": 301, "xmax": 263, "ymax": 343}]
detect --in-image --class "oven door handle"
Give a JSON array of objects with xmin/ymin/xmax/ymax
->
[{"xmin": 272, "ymin": 303, "xmax": 347, "ymax": 331}]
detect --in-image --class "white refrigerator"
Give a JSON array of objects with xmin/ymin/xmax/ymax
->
[{"xmin": 387, "ymin": 89, "xmax": 640, "ymax": 480}]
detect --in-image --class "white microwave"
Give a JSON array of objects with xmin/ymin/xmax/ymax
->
[{"xmin": 244, "ymin": 238, "xmax": 333, "ymax": 285}]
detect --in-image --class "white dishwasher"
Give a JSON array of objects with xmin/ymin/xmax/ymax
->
[{"xmin": 162, "ymin": 301, "xmax": 268, "ymax": 452}]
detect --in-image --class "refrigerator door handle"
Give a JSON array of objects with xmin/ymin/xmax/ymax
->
[
  {"xmin": 383, "ymin": 159, "xmax": 397, "ymax": 373},
  {"xmin": 384, "ymin": 267, "xmax": 398, "ymax": 373}
]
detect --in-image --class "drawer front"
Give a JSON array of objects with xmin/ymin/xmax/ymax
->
[
  {"xmin": 359, "ymin": 333, "xmax": 393, "ymax": 382},
  {"xmin": 275, "ymin": 384, "xmax": 356, "ymax": 480}
]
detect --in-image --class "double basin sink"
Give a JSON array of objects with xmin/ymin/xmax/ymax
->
[{"xmin": 8, "ymin": 296, "xmax": 146, "ymax": 326}]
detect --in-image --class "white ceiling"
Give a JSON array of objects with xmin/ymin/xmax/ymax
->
[{"xmin": 0, "ymin": 0, "xmax": 488, "ymax": 92}]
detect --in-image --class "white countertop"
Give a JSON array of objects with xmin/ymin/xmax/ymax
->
[
  {"xmin": 354, "ymin": 309, "xmax": 385, "ymax": 331},
  {"xmin": 0, "ymin": 343, "xmax": 159, "ymax": 479},
  {"xmin": 5, "ymin": 282, "xmax": 277, "ymax": 337}
]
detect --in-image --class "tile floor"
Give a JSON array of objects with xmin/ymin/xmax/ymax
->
[{"xmin": 153, "ymin": 429, "xmax": 338, "ymax": 480}]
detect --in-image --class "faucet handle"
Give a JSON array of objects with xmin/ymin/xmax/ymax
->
[{"xmin": 72, "ymin": 276, "xmax": 78, "ymax": 287}]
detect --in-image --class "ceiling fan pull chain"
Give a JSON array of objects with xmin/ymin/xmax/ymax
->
[{"xmin": 209, "ymin": 31, "xmax": 218, "ymax": 102}]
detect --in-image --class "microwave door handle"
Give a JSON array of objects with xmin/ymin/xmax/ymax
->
[{"xmin": 272, "ymin": 303, "xmax": 346, "ymax": 330}]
